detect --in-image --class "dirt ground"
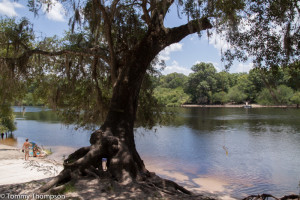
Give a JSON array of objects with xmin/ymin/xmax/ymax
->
[{"xmin": 0, "ymin": 144, "xmax": 233, "ymax": 199}]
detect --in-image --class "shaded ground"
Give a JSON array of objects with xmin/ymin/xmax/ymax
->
[
  {"xmin": 0, "ymin": 144, "xmax": 219, "ymax": 200},
  {"xmin": 0, "ymin": 175, "xmax": 219, "ymax": 200}
]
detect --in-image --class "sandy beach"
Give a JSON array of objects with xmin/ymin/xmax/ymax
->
[
  {"xmin": 0, "ymin": 144, "xmax": 236, "ymax": 199},
  {"xmin": 0, "ymin": 144, "xmax": 63, "ymax": 186},
  {"xmin": 181, "ymin": 104, "xmax": 297, "ymax": 108}
]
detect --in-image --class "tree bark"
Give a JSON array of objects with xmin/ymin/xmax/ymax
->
[
  {"xmin": 99, "ymin": 59, "xmax": 150, "ymax": 182},
  {"xmin": 38, "ymin": 15, "xmax": 213, "ymax": 194}
]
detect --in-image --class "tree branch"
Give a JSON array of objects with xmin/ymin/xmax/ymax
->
[
  {"xmin": 150, "ymin": 0, "xmax": 174, "ymax": 31},
  {"xmin": 98, "ymin": 0, "xmax": 118, "ymax": 84},
  {"xmin": 92, "ymin": 56, "xmax": 104, "ymax": 107},
  {"xmin": 111, "ymin": 0, "xmax": 121, "ymax": 16},
  {"xmin": 1, "ymin": 47, "xmax": 109, "ymax": 64},
  {"xmin": 165, "ymin": 17, "xmax": 213, "ymax": 46},
  {"xmin": 157, "ymin": 0, "xmax": 174, "ymax": 20},
  {"xmin": 141, "ymin": 0, "xmax": 151, "ymax": 25}
]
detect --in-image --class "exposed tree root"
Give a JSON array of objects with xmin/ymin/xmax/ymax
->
[
  {"xmin": 148, "ymin": 173, "xmax": 192, "ymax": 195},
  {"xmin": 38, "ymin": 169, "xmax": 71, "ymax": 193},
  {"xmin": 38, "ymin": 164, "xmax": 196, "ymax": 198},
  {"xmin": 243, "ymin": 194, "xmax": 300, "ymax": 200},
  {"xmin": 37, "ymin": 130, "xmax": 198, "ymax": 198},
  {"xmin": 38, "ymin": 172, "xmax": 213, "ymax": 199}
]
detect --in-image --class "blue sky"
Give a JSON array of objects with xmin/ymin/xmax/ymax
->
[{"xmin": 0, "ymin": 0, "xmax": 253, "ymax": 75}]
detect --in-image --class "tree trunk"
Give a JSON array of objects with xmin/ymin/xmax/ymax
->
[
  {"xmin": 38, "ymin": 19, "xmax": 213, "ymax": 193},
  {"xmin": 99, "ymin": 77, "xmax": 149, "ymax": 182},
  {"xmin": 39, "ymin": 58, "xmax": 151, "ymax": 192},
  {"xmin": 39, "ymin": 65, "xmax": 192, "ymax": 195}
]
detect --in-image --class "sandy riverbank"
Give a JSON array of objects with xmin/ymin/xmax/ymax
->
[
  {"xmin": 0, "ymin": 144, "xmax": 63, "ymax": 186},
  {"xmin": 181, "ymin": 104, "xmax": 297, "ymax": 108},
  {"xmin": 0, "ymin": 144, "xmax": 235, "ymax": 199}
]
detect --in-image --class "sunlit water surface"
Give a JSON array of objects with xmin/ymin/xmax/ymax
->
[{"xmin": 8, "ymin": 106, "xmax": 300, "ymax": 198}]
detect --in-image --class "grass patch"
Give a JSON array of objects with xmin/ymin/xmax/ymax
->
[
  {"xmin": 43, "ymin": 149, "xmax": 53, "ymax": 155},
  {"xmin": 61, "ymin": 182, "xmax": 76, "ymax": 194}
]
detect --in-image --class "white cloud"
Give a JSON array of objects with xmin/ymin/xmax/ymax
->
[
  {"xmin": 42, "ymin": 0, "xmax": 66, "ymax": 22},
  {"xmin": 232, "ymin": 62, "xmax": 253, "ymax": 73},
  {"xmin": 208, "ymin": 32, "xmax": 230, "ymax": 53},
  {"xmin": 0, "ymin": 0, "xmax": 23, "ymax": 17},
  {"xmin": 189, "ymin": 34, "xmax": 197, "ymax": 41},
  {"xmin": 158, "ymin": 43, "xmax": 183, "ymax": 61},
  {"xmin": 162, "ymin": 61, "xmax": 192, "ymax": 76}
]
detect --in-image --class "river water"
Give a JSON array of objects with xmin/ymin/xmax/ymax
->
[{"xmin": 8, "ymin": 106, "xmax": 300, "ymax": 198}]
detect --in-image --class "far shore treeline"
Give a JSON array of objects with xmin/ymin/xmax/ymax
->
[
  {"xmin": 3, "ymin": 61, "xmax": 298, "ymax": 134},
  {"xmin": 20, "ymin": 61, "xmax": 300, "ymax": 108},
  {"xmin": 152, "ymin": 62, "xmax": 300, "ymax": 107}
]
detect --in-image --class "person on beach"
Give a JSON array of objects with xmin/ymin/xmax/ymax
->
[
  {"xmin": 22, "ymin": 139, "xmax": 31, "ymax": 160},
  {"xmin": 33, "ymin": 145, "xmax": 44, "ymax": 157},
  {"xmin": 102, "ymin": 158, "xmax": 107, "ymax": 171},
  {"xmin": 33, "ymin": 145, "xmax": 38, "ymax": 157},
  {"xmin": 1, "ymin": 132, "xmax": 4, "ymax": 140}
]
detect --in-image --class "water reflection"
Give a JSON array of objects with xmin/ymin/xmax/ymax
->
[
  {"xmin": 168, "ymin": 107, "xmax": 300, "ymax": 133},
  {"xmin": 13, "ymin": 106, "xmax": 60, "ymax": 122},
  {"xmin": 0, "ymin": 133, "xmax": 17, "ymax": 146},
  {"xmin": 136, "ymin": 107, "xmax": 300, "ymax": 198}
]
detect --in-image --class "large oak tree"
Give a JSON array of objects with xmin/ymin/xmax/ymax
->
[{"xmin": 0, "ymin": 0, "xmax": 299, "ymax": 196}]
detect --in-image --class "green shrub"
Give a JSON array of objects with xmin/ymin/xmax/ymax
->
[{"xmin": 212, "ymin": 91, "xmax": 229, "ymax": 104}]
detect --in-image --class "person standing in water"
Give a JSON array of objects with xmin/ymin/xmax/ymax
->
[{"xmin": 22, "ymin": 139, "xmax": 31, "ymax": 161}]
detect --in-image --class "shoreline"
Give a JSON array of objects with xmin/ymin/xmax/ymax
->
[
  {"xmin": 181, "ymin": 104, "xmax": 298, "ymax": 108},
  {"xmin": 0, "ymin": 144, "xmax": 63, "ymax": 186},
  {"xmin": 2, "ymin": 144, "xmax": 298, "ymax": 199},
  {"xmin": 0, "ymin": 144, "xmax": 236, "ymax": 199}
]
